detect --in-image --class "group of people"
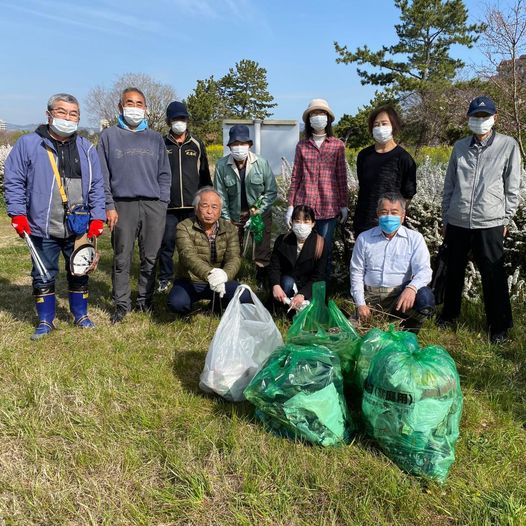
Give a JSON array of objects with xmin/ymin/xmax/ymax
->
[{"xmin": 3, "ymin": 89, "xmax": 521, "ymax": 344}]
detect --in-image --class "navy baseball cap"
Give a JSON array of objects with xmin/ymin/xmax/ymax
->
[
  {"xmin": 467, "ymin": 96, "xmax": 497, "ymax": 116},
  {"xmin": 166, "ymin": 101, "xmax": 189, "ymax": 121},
  {"xmin": 228, "ymin": 124, "xmax": 253, "ymax": 146}
]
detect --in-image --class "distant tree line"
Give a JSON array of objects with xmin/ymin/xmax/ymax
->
[{"xmin": 86, "ymin": 59, "xmax": 275, "ymax": 144}]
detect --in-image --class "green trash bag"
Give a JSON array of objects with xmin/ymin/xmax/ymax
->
[
  {"xmin": 354, "ymin": 325, "xmax": 419, "ymax": 393},
  {"xmin": 247, "ymin": 213, "xmax": 265, "ymax": 244},
  {"xmin": 244, "ymin": 343, "xmax": 354, "ymax": 446},
  {"xmin": 362, "ymin": 344, "xmax": 463, "ymax": 482},
  {"xmin": 287, "ymin": 281, "xmax": 359, "ymax": 378}
]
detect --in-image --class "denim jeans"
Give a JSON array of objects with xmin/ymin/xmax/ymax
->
[
  {"xmin": 167, "ymin": 279, "xmax": 251, "ymax": 314},
  {"xmin": 30, "ymin": 235, "xmax": 88, "ymax": 291},
  {"xmin": 280, "ymin": 275, "xmax": 296, "ymax": 297},
  {"xmin": 315, "ymin": 218, "xmax": 337, "ymax": 278}
]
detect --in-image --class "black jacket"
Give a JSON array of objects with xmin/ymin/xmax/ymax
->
[
  {"xmin": 268, "ymin": 230, "xmax": 327, "ymax": 299},
  {"xmin": 165, "ymin": 132, "xmax": 212, "ymax": 210}
]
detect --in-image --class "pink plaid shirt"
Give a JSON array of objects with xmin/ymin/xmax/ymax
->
[{"xmin": 287, "ymin": 136, "xmax": 348, "ymax": 220}]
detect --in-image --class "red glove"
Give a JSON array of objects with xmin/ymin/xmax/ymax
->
[
  {"xmin": 11, "ymin": 215, "xmax": 31, "ymax": 237},
  {"xmin": 87, "ymin": 219, "xmax": 104, "ymax": 239}
]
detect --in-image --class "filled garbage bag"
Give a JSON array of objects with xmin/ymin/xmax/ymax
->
[
  {"xmin": 362, "ymin": 344, "xmax": 463, "ymax": 482},
  {"xmin": 244, "ymin": 343, "xmax": 353, "ymax": 446},
  {"xmin": 287, "ymin": 281, "xmax": 359, "ymax": 377},
  {"xmin": 200, "ymin": 285, "xmax": 283, "ymax": 401},
  {"xmin": 354, "ymin": 325, "xmax": 419, "ymax": 393}
]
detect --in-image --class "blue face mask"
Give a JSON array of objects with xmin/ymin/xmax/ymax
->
[{"xmin": 378, "ymin": 215, "xmax": 401, "ymax": 234}]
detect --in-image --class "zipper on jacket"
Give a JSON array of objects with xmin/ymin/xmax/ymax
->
[
  {"xmin": 178, "ymin": 145, "xmax": 184, "ymax": 207},
  {"xmin": 469, "ymin": 146, "xmax": 480, "ymax": 229}
]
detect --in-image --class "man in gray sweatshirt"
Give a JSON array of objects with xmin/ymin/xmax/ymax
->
[
  {"xmin": 439, "ymin": 96, "xmax": 522, "ymax": 344},
  {"xmin": 98, "ymin": 87, "xmax": 171, "ymax": 323}
]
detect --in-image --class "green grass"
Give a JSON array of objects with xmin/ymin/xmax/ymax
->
[{"xmin": 1, "ymin": 214, "xmax": 526, "ymax": 525}]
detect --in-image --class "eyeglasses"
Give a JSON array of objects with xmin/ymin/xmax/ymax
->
[{"xmin": 50, "ymin": 108, "xmax": 80, "ymax": 120}]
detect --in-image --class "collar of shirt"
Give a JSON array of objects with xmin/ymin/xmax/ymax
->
[
  {"xmin": 470, "ymin": 129, "xmax": 496, "ymax": 148},
  {"xmin": 196, "ymin": 219, "xmax": 219, "ymax": 239},
  {"xmin": 371, "ymin": 225, "xmax": 408, "ymax": 239}
]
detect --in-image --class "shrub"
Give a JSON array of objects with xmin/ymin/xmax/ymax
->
[
  {"xmin": 0, "ymin": 144, "xmax": 13, "ymax": 194},
  {"xmin": 206, "ymin": 144, "xmax": 224, "ymax": 170}
]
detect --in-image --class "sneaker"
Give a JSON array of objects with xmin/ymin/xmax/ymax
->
[
  {"xmin": 157, "ymin": 280, "xmax": 170, "ymax": 293},
  {"xmin": 111, "ymin": 306, "xmax": 128, "ymax": 324},
  {"xmin": 490, "ymin": 330, "xmax": 510, "ymax": 345}
]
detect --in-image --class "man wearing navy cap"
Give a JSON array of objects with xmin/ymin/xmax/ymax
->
[
  {"xmin": 156, "ymin": 101, "xmax": 211, "ymax": 293},
  {"xmin": 439, "ymin": 96, "xmax": 522, "ymax": 343},
  {"xmin": 214, "ymin": 124, "xmax": 277, "ymax": 289}
]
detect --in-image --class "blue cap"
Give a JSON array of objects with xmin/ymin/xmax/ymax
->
[
  {"xmin": 166, "ymin": 101, "xmax": 189, "ymax": 121},
  {"xmin": 467, "ymin": 96, "xmax": 497, "ymax": 116},
  {"xmin": 228, "ymin": 124, "xmax": 253, "ymax": 146}
]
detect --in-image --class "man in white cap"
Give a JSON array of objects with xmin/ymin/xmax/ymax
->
[{"xmin": 438, "ymin": 95, "xmax": 521, "ymax": 344}]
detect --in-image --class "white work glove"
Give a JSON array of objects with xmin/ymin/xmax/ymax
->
[
  {"xmin": 285, "ymin": 206, "xmax": 294, "ymax": 228},
  {"xmin": 213, "ymin": 282, "xmax": 226, "ymax": 298},
  {"xmin": 339, "ymin": 207, "xmax": 349, "ymax": 224},
  {"xmin": 207, "ymin": 268, "xmax": 228, "ymax": 288}
]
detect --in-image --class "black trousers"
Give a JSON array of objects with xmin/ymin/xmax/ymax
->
[{"xmin": 441, "ymin": 224, "xmax": 512, "ymax": 333}]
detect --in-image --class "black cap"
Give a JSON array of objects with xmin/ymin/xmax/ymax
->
[{"xmin": 166, "ymin": 101, "xmax": 189, "ymax": 121}]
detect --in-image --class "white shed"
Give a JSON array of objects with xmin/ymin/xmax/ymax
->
[{"xmin": 222, "ymin": 119, "xmax": 300, "ymax": 175}]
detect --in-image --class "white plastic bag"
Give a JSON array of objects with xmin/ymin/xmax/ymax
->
[{"xmin": 199, "ymin": 285, "xmax": 283, "ymax": 401}]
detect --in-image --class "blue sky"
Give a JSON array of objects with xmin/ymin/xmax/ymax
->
[{"xmin": 0, "ymin": 0, "xmax": 486, "ymax": 126}]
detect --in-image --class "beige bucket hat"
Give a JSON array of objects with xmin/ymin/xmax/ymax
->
[{"xmin": 302, "ymin": 98, "xmax": 335, "ymax": 123}]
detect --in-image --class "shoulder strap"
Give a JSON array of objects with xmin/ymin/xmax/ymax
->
[
  {"xmin": 314, "ymin": 234, "xmax": 324, "ymax": 261},
  {"xmin": 45, "ymin": 145, "xmax": 68, "ymax": 206}
]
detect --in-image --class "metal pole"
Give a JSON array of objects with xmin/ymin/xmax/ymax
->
[{"xmin": 24, "ymin": 233, "xmax": 51, "ymax": 282}]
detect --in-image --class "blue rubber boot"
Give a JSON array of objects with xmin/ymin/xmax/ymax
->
[
  {"xmin": 31, "ymin": 292, "xmax": 56, "ymax": 340},
  {"xmin": 69, "ymin": 289, "xmax": 95, "ymax": 329}
]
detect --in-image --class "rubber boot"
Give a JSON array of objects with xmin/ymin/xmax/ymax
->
[
  {"xmin": 69, "ymin": 289, "xmax": 95, "ymax": 328},
  {"xmin": 31, "ymin": 290, "xmax": 56, "ymax": 340}
]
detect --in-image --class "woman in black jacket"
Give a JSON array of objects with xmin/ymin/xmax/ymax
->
[
  {"xmin": 269, "ymin": 205, "xmax": 327, "ymax": 312},
  {"xmin": 354, "ymin": 105, "xmax": 416, "ymax": 237}
]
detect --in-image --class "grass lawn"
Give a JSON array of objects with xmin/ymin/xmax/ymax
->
[{"xmin": 0, "ymin": 212, "xmax": 525, "ymax": 526}]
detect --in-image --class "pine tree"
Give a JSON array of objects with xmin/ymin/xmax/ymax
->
[
  {"xmin": 219, "ymin": 59, "xmax": 277, "ymax": 119},
  {"xmin": 335, "ymin": 0, "xmax": 483, "ymax": 92}
]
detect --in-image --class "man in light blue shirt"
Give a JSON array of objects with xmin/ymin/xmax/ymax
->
[{"xmin": 350, "ymin": 192, "xmax": 434, "ymax": 332}]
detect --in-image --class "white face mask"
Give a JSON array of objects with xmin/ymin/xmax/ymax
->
[
  {"xmin": 230, "ymin": 145, "xmax": 249, "ymax": 161},
  {"xmin": 49, "ymin": 117, "xmax": 78, "ymax": 137},
  {"xmin": 292, "ymin": 222, "xmax": 313, "ymax": 240},
  {"xmin": 372, "ymin": 125, "xmax": 393, "ymax": 144},
  {"xmin": 309, "ymin": 114, "xmax": 328, "ymax": 131},
  {"xmin": 123, "ymin": 107, "xmax": 146, "ymax": 127},
  {"xmin": 171, "ymin": 121, "xmax": 187, "ymax": 135},
  {"xmin": 468, "ymin": 115, "xmax": 494, "ymax": 136}
]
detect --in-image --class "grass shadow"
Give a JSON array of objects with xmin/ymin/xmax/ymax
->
[{"xmin": 0, "ymin": 276, "xmax": 70, "ymax": 323}]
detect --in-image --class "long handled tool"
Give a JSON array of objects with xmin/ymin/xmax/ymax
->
[{"xmin": 24, "ymin": 233, "xmax": 51, "ymax": 282}]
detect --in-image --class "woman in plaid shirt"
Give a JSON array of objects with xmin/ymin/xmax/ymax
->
[{"xmin": 286, "ymin": 99, "xmax": 348, "ymax": 277}]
